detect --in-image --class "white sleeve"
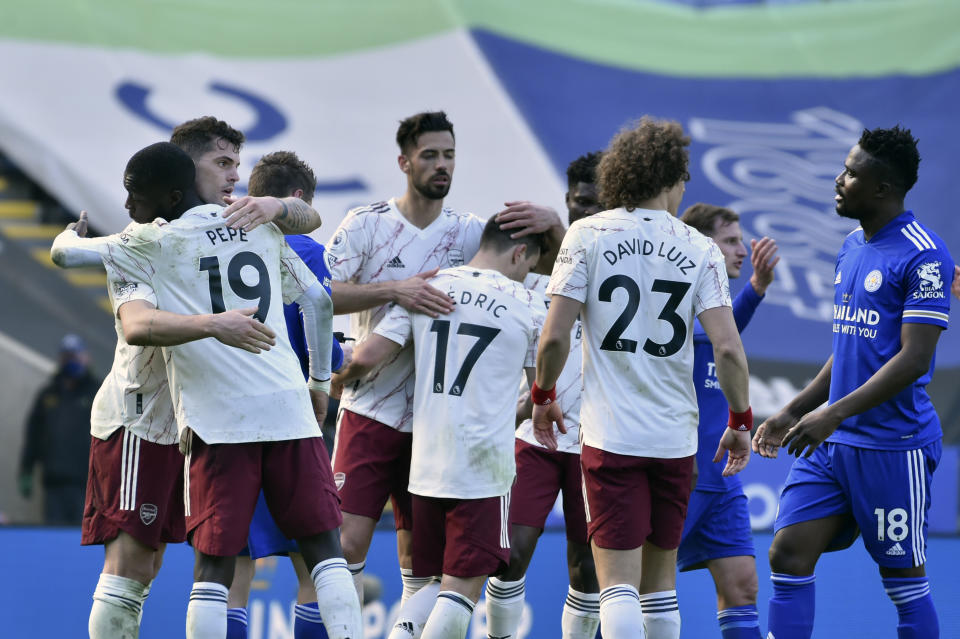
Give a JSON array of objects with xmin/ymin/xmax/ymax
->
[
  {"xmin": 546, "ymin": 224, "xmax": 590, "ymax": 303},
  {"xmin": 373, "ymin": 303, "xmax": 412, "ymax": 346},
  {"xmin": 324, "ymin": 210, "xmax": 370, "ymax": 282},
  {"xmin": 279, "ymin": 241, "xmax": 321, "ymax": 305},
  {"xmin": 295, "ymin": 282, "xmax": 334, "ymax": 383},
  {"xmin": 50, "ymin": 230, "xmax": 111, "ymax": 269},
  {"xmin": 694, "ymin": 241, "xmax": 732, "ymax": 315}
]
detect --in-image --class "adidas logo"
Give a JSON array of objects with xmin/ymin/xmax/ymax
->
[
  {"xmin": 387, "ymin": 256, "xmax": 405, "ymax": 268},
  {"xmin": 886, "ymin": 542, "xmax": 906, "ymax": 556},
  {"xmin": 393, "ymin": 621, "xmax": 415, "ymax": 636}
]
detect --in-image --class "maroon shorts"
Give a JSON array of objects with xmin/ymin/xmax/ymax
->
[
  {"xmin": 510, "ymin": 440, "xmax": 588, "ymax": 544},
  {"xmin": 580, "ymin": 444, "xmax": 694, "ymax": 551},
  {"xmin": 81, "ymin": 429, "xmax": 185, "ymax": 549},
  {"xmin": 185, "ymin": 434, "xmax": 342, "ymax": 557},
  {"xmin": 332, "ymin": 409, "xmax": 412, "ymax": 530},
  {"xmin": 411, "ymin": 493, "xmax": 511, "ymax": 579}
]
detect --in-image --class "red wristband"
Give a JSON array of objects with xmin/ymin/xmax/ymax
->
[
  {"xmin": 531, "ymin": 383, "xmax": 557, "ymax": 406},
  {"xmin": 728, "ymin": 407, "xmax": 753, "ymax": 432}
]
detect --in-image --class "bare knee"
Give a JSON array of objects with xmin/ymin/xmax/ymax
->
[
  {"xmin": 102, "ymin": 533, "xmax": 159, "ymax": 585},
  {"xmin": 567, "ymin": 543, "xmax": 598, "ymax": 593},
  {"xmin": 339, "ymin": 514, "xmax": 376, "ymax": 564},
  {"xmin": 768, "ymin": 537, "xmax": 817, "ymax": 576}
]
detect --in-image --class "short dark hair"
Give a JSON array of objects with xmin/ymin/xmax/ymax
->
[
  {"xmin": 597, "ymin": 117, "xmax": 690, "ymax": 210},
  {"xmin": 170, "ymin": 116, "xmax": 245, "ymax": 159},
  {"xmin": 396, "ymin": 111, "xmax": 454, "ymax": 154},
  {"xmin": 858, "ymin": 125, "xmax": 920, "ymax": 193},
  {"xmin": 680, "ymin": 203, "xmax": 739, "ymax": 236},
  {"xmin": 566, "ymin": 151, "xmax": 603, "ymax": 190},
  {"xmin": 478, "ymin": 216, "xmax": 545, "ymax": 258},
  {"xmin": 124, "ymin": 142, "xmax": 196, "ymax": 194},
  {"xmin": 248, "ymin": 151, "xmax": 317, "ymax": 202}
]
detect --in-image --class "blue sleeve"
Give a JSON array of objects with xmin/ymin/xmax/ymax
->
[
  {"xmin": 732, "ymin": 283, "xmax": 764, "ymax": 333},
  {"xmin": 285, "ymin": 236, "xmax": 342, "ymax": 377}
]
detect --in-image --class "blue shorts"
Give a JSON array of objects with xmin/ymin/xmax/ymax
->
[
  {"xmin": 242, "ymin": 491, "xmax": 299, "ymax": 559},
  {"xmin": 677, "ymin": 487, "xmax": 755, "ymax": 572},
  {"xmin": 775, "ymin": 440, "xmax": 941, "ymax": 569}
]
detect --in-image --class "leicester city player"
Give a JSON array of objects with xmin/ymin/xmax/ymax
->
[
  {"xmin": 678, "ymin": 204, "xmax": 778, "ymax": 639},
  {"xmin": 226, "ymin": 151, "xmax": 345, "ymax": 639},
  {"xmin": 754, "ymin": 125, "xmax": 953, "ymax": 639}
]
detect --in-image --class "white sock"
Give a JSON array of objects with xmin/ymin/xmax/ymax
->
[
  {"xmin": 138, "ymin": 579, "xmax": 153, "ymax": 624},
  {"xmin": 312, "ymin": 558, "xmax": 363, "ymax": 639},
  {"xmin": 599, "ymin": 584, "xmax": 644, "ymax": 639},
  {"xmin": 421, "ymin": 591, "xmax": 474, "ymax": 639},
  {"xmin": 561, "ymin": 587, "xmax": 600, "ymax": 639},
  {"xmin": 387, "ymin": 579, "xmax": 441, "ymax": 639},
  {"xmin": 401, "ymin": 567, "xmax": 436, "ymax": 605},
  {"xmin": 186, "ymin": 581, "xmax": 228, "ymax": 639},
  {"xmin": 347, "ymin": 561, "xmax": 365, "ymax": 606},
  {"xmin": 485, "ymin": 576, "xmax": 526, "ymax": 639},
  {"xmin": 639, "ymin": 590, "xmax": 680, "ymax": 639},
  {"xmin": 89, "ymin": 573, "xmax": 147, "ymax": 639}
]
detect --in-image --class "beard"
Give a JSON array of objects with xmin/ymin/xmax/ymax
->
[
  {"xmin": 835, "ymin": 201, "xmax": 861, "ymax": 220},
  {"xmin": 413, "ymin": 173, "xmax": 451, "ymax": 200}
]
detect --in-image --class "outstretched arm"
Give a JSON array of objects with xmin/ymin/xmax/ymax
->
[
  {"xmin": 222, "ymin": 196, "xmax": 322, "ymax": 234},
  {"xmin": 332, "ymin": 334, "xmax": 403, "ymax": 387},
  {"xmin": 532, "ymin": 294, "xmax": 580, "ymax": 450},
  {"xmin": 330, "ymin": 269, "xmax": 455, "ymax": 317}
]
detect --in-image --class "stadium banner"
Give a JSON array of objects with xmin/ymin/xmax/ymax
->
[{"xmin": 2, "ymin": 528, "xmax": 959, "ymax": 637}]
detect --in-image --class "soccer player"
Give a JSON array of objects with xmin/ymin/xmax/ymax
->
[
  {"xmin": 324, "ymin": 111, "xmax": 563, "ymax": 606},
  {"xmin": 532, "ymin": 117, "xmax": 753, "ymax": 639},
  {"xmin": 754, "ymin": 126, "xmax": 953, "ymax": 639},
  {"xmin": 105, "ymin": 142, "xmax": 360, "ymax": 639},
  {"xmin": 484, "ymin": 150, "xmax": 604, "ymax": 639},
  {"xmin": 333, "ymin": 218, "xmax": 546, "ymax": 639},
  {"xmin": 225, "ymin": 151, "xmax": 345, "ymax": 639},
  {"xmin": 677, "ymin": 204, "xmax": 779, "ymax": 639}
]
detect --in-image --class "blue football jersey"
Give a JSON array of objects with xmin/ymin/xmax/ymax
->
[
  {"xmin": 827, "ymin": 211, "xmax": 953, "ymax": 450},
  {"xmin": 692, "ymin": 283, "xmax": 764, "ymax": 491},
  {"xmin": 283, "ymin": 235, "xmax": 343, "ymax": 376}
]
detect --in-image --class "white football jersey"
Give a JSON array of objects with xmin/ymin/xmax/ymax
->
[
  {"xmin": 51, "ymin": 229, "xmax": 177, "ymax": 444},
  {"xmin": 326, "ymin": 198, "xmax": 484, "ymax": 432},
  {"xmin": 547, "ymin": 208, "xmax": 731, "ymax": 458},
  {"xmin": 374, "ymin": 266, "xmax": 544, "ymax": 499},
  {"xmin": 515, "ymin": 273, "xmax": 582, "ymax": 454},
  {"xmin": 103, "ymin": 204, "xmax": 322, "ymax": 444}
]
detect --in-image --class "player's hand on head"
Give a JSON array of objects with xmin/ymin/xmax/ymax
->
[
  {"xmin": 749, "ymin": 237, "xmax": 780, "ymax": 296},
  {"xmin": 531, "ymin": 401, "xmax": 565, "ymax": 451},
  {"xmin": 716, "ymin": 428, "xmax": 751, "ymax": 477},
  {"xmin": 209, "ymin": 307, "xmax": 277, "ymax": 353},
  {"xmin": 222, "ymin": 195, "xmax": 283, "ymax": 232},
  {"xmin": 783, "ymin": 409, "xmax": 841, "ymax": 458},
  {"xmin": 68, "ymin": 210, "xmax": 90, "ymax": 237},
  {"xmin": 952, "ymin": 265, "xmax": 960, "ymax": 301},
  {"xmin": 495, "ymin": 201, "xmax": 561, "ymax": 239},
  {"xmin": 393, "ymin": 268, "xmax": 455, "ymax": 317},
  {"xmin": 309, "ymin": 388, "xmax": 329, "ymax": 426}
]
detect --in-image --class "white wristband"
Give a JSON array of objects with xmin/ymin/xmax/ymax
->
[{"xmin": 308, "ymin": 377, "xmax": 331, "ymax": 394}]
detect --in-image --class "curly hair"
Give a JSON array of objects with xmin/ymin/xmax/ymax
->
[
  {"xmin": 566, "ymin": 151, "xmax": 603, "ymax": 190},
  {"xmin": 680, "ymin": 203, "xmax": 739, "ymax": 237},
  {"xmin": 170, "ymin": 116, "xmax": 245, "ymax": 159},
  {"xmin": 597, "ymin": 117, "xmax": 690, "ymax": 210},
  {"xmin": 248, "ymin": 151, "xmax": 317, "ymax": 202},
  {"xmin": 396, "ymin": 111, "xmax": 454, "ymax": 153},
  {"xmin": 858, "ymin": 125, "xmax": 920, "ymax": 193}
]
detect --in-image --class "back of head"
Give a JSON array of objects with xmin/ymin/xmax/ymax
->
[
  {"xmin": 124, "ymin": 142, "xmax": 196, "ymax": 199},
  {"xmin": 170, "ymin": 116, "xmax": 245, "ymax": 159},
  {"xmin": 680, "ymin": 203, "xmax": 739, "ymax": 237},
  {"xmin": 566, "ymin": 151, "xmax": 603, "ymax": 190},
  {"xmin": 858, "ymin": 125, "xmax": 920, "ymax": 196},
  {"xmin": 248, "ymin": 151, "xmax": 317, "ymax": 202},
  {"xmin": 597, "ymin": 117, "xmax": 690, "ymax": 210},
  {"xmin": 478, "ymin": 216, "xmax": 545, "ymax": 259},
  {"xmin": 396, "ymin": 111, "xmax": 455, "ymax": 154}
]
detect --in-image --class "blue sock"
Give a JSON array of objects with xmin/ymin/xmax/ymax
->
[
  {"xmin": 883, "ymin": 576, "xmax": 939, "ymax": 639},
  {"xmin": 767, "ymin": 573, "xmax": 815, "ymax": 639},
  {"xmin": 718, "ymin": 604, "xmax": 762, "ymax": 638},
  {"xmin": 226, "ymin": 607, "xmax": 248, "ymax": 639},
  {"xmin": 294, "ymin": 602, "xmax": 330, "ymax": 639}
]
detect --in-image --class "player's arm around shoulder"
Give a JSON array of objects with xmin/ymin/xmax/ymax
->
[{"xmin": 222, "ymin": 196, "xmax": 322, "ymax": 234}]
